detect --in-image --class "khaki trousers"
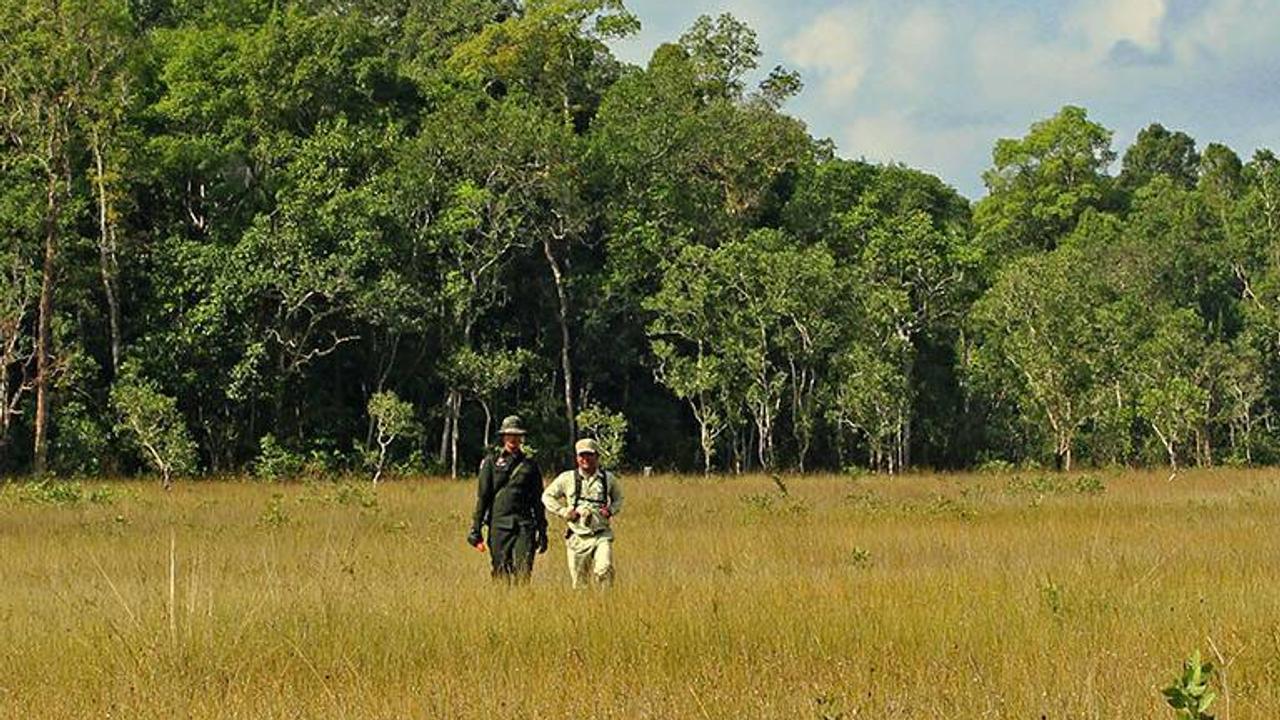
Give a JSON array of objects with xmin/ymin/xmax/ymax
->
[{"xmin": 565, "ymin": 532, "xmax": 613, "ymax": 588}]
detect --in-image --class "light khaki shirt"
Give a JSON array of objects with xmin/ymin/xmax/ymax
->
[{"xmin": 542, "ymin": 468, "xmax": 624, "ymax": 537}]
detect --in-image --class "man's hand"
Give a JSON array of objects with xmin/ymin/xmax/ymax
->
[
  {"xmin": 536, "ymin": 529, "xmax": 548, "ymax": 554},
  {"xmin": 566, "ymin": 508, "xmax": 581, "ymax": 521},
  {"xmin": 600, "ymin": 506, "xmax": 612, "ymax": 519},
  {"xmin": 467, "ymin": 528, "xmax": 483, "ymax": 548}
]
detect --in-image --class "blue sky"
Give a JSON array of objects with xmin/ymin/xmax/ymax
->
[{"xmin": 613, "ymin": 0, "xmax": 1280, "ymax": 198}]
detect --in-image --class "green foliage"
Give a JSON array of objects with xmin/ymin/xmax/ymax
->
[
  {"xmin": 13, "ymin": 480, "xmax": 84, "ymax": 505},
  {"xmin": 1120, "ymin": 123, "xmax": 1200, "ymax": 192},
  {"xmin": 333, "ymin": 482, "xmax": 379, "ymax": 510},
  {"xmin": 576, "ymin": 403, "xmax": 628, "ymax": 467},
  {"xmin": 254, "ymin": 434, "xmax": 304, "ymax": 481},
  {"xmin": 259, "ymin": 493, "xmax": 290, "ymax": 527},
  {"xmin": 1039, "ymin": 576, "xmax": 1066, "ymax": 617},
  {"xmin": 1005, "ymin": 474, "xmax": 1106, "ymax": 498},
  {"xmin": 367, "ymin": 390, "xmax": 418, "ymax": 483},
  {"xmin": 1163, "ymin": 651, "xmax": 1217, "ymax": 720},
  {"xmin": 976, "ymin": 105, "xmax": 1116, "ymax": 254},
  {"xmin": 678, "ymin": 13, "xmax": 760, "ymax": 100},
  {"xmin": 0, "ymin": 0, "xmax": 1276, "ymax": 480},
  {"xmin": 110, "ymin": 368, "xmax": 198, "ymax": 488},
  {"xmin": 51, "ymin": 400, "xmax": 111, "ymax": 476}
]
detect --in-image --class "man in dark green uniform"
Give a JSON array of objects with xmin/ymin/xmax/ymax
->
[{"xmin": 467, "ymin": 415, "xmax": 548, "ymax": 581}]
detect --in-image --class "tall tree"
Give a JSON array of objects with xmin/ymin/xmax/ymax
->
[
  {"xmin": 975, "ymin": 105, "xmax": 1115, "ymax": 255},
  {"xmin": 1119, "ymin": 122, "xmax": 1200, "ymax": 192}
]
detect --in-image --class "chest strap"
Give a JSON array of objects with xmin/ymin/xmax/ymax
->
[{"xmin": 572, "ymin": 469, "xmax": 609, "ymax": 509}]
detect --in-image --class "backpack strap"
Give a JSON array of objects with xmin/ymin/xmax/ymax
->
[
  {"xmin": 492, "ymin": 450, "xmax": 525, "ymax": 495},
  {"xmin": 572, "ymin": 468, "xmax": 609, "ymax": 509}
]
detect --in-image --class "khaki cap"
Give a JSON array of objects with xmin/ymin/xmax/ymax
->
[{"xmin": 574, "ymin": 438, "xmax": 599, "ymax": 455}]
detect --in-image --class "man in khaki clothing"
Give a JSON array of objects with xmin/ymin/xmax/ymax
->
[{"xmin": 542, "ymin": 438, "xmax": 624, "ymax": 588}]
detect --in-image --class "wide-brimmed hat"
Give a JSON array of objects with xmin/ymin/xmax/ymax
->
[
  {"xmin": 574, "ymin": 438, "xmax": 599, "ymax": 455},
  {"xmin": 497, "ymin": 415, "xmax": 527, "ymax": 436}
]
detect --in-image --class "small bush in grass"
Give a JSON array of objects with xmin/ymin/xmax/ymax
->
[
  {"xmin": 1040, "ymin": 576, "xmax": 1067, "ymax": 617},
  {"xmin": 87, "ymin": 485, "xmax": 119, "ymax": 505},
  {"xmin": 850, "ymin": 547, "xmax": 872, "ymax": 568},
  {"xmin": 334, "ymin": 482, "xmax": 378, "ymax": 509},
  {"xmin": 254, "ymin": 434, "xmax": 304, "ymax": 481},
  {"xmin": 1163, "ymin": 651, "xmax": 1216, "ymax": 719},
  {"xmin": 367, "ymin": 391, "xmax": 418, "ymax": 484},
  {"xmin": 1007, "ymin": 473, "xmax": 1107, "ymax": 498},
  {"xmin": 259, "ymin": 493, "xmax": 290, "ymax": 527},
  {"xmin": 14, "ymin": 480, "xmax": 84, "ymax": 505},
  {"xmin": 740, "ymin": 492, "xmax": 776, "ymax": 511},
  {"xmin": 1074, "ymin": 474, "xmax": 1107, "ymax": 495},
  {"xmin": 976, "ymin": 458, "xmax": 1017, "ymax": 473},
  {"xmin": 111, "ymin": 367, "xmax": 198, "ymax": 490}
]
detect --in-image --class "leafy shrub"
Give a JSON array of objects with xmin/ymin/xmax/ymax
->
[
  {"xmin": 111, "ymin": 367, "xmax": 198, "ymax": 489},
  {"xmin": 1040, "ymin": 576, "xmax": 1066, "ymax": 617},
  {"xmin": 259, "ymin": 493, "xmax": 290, "ymax": 527},
  {"xmin": 841, "ymin": 465, "xmax": 871, "ymax": 479},
  {"xmin": 367, "ymin": 391, "xmax": 419, "ymax": 484},
  {"xmin": 740, "ymin": 492, "xmax": 775, "ymax": 511},
  {"xmin": 87, "ymin": 485, "xmax": 120, "ymax": 505},
  {"xmin": 333, "ymin": 482, "xmax": 378, "ymax": 509},
  {"xmin": 14, "ymin": 480, "xmax": 84, "ymax": 505},
  {"xmin": 576, "ymin": 403, "xmax": 628, "ymax": 467},
  {"xmin": 51, "ymin": 400, "xmax": 110, "ymax": 475},
  {"xmin": 1163, "ymin": 651, "xmax": 1216, "ymax": 720},
  {"xmin": 1006, "ymin": 473, "xmax": 1107, "ymax": 497},
  {"xmin": 976, "ymin": 458, "xmax": 1017, "ymax": 473},
  {"xmin": 1073, "ymin": 474, "xmax": 1107, "ymax": 495},
  {"xmin": 254, "ymin": 434, "xmax": 304, "ymax": 481}
]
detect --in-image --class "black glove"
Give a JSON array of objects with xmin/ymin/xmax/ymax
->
[
  {"xmin": 536, "ymin": 528, "xmax": 548, "ymax": 554},
  {"xmin": 467, "ymin": 528, "xmax": 483, "ymax": 548}
]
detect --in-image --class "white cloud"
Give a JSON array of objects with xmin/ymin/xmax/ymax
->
[
  {"xmin": 840, "ymin": 112, "xmax": 998, "ymax": 193},
  {"xmin": 1170, "ymin": 0, "xmax": 1280, "ymax": 66},
  {"xmin": 883, "ymin": 4, "xmax": 949, "ymax": 93},
  {"xmin": 1069, "ymin": 0, "xmax": 1168, "ymax": 52},
  {"xmin": 971, "ymin": 12, "xmax": 1106, "ymax": 105},
  {"xmin": 783, "ymin": 5, "xmax": 874, "ymax": 103},
  {"xmin": 621, "ymin": 0, "xmax": 1280, "ymax": 197}
]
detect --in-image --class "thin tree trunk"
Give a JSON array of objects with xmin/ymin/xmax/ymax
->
[
  {"xmin": 373, "ymin": 438, "xmax": 388, "ymax": 485},
  {"xmin": 542, "ymin": 238, "xmax": 576, "ymax": 449},
  {"xmin": 449, "ymin": 389, "xmax": 461, "ymax": 479},
  {"xmin": 693, "ymin": 398, "xmax": 713, "ymax": 476},
  {"xmin": 703, "ymin": 425, "xmax": 712, "ymax": 476},
  {"xmin": 439, "ymin": 388, "xmax": 454, "ymax": 472},
  {"xmin": 33, "ymin": 165, "xmax": 60, "ymax": 476},
  {"xmin": 834, "ymin": 425, "xmax": 846, "ymax": 471},
  {"xmin": 480, "ymin": 399, "xmax": 493, "ymax": 451},
  {"xmin": 0, "ymin": 373, "xmax": 8, "ymax": 464},
  {"xmin": 90, "ymin": 130, "xmax": 122, "ymax": 376}
]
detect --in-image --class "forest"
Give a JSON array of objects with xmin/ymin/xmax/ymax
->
[{"xmin": 2, "ymin": 0, "xmax": 1278, "ymax": 479}]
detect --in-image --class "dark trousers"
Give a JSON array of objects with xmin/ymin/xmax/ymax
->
[{"xmin": 488, "ymin": 522, "xmax": 536, "ymax": 581}]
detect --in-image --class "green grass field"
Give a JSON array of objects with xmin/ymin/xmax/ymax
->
[{"xmin": 2, "ymin": 470, "xmax": 1278, "ymax": 719}]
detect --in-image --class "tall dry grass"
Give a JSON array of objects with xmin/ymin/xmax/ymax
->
[{"xmin": 1, "ymin": 469, "xmax": 1278, "ymax": 718}]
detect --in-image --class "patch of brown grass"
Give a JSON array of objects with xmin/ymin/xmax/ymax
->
[{"xmin": 1, "ymin": 469, "xmax": 1278, "ymax": 718}]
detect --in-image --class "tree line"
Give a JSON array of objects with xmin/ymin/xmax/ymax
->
[{"xmin": 2, "ymin": 0, "xmax": 1278, "ymax": 480}]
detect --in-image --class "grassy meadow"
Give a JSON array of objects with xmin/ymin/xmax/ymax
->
[{"xmin": 1, "ymin": 469, "xmax": 1278, "ymax": 719}]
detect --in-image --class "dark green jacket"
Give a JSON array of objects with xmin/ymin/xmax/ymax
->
[{"xmin": 471, "ymin": 449, "xmax": 546, "ymax": 533}]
